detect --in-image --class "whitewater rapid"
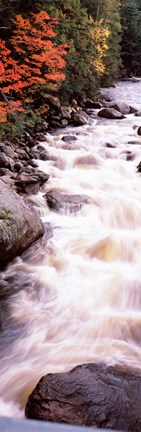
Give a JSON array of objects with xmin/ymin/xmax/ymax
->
[{"xmin": 1, "ymin": 80, "xmax": 141, "ymax": 417}]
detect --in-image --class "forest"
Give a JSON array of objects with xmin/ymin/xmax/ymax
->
[{"xmin": 0, "ymin": 0, "xmax": 141, "ymax": 134}]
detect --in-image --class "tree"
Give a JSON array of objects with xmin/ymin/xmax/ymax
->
[
  {"xmin": 10, "ymin": 11, "xmax": 68, "ymax": 102},
  {"xmin": 121, "ymin": 0, "xmax": 141, "ymax": 76},
  {"xmin": 0, "ymin": 39, "xmax": 24, "ymax": 122},
  {"xmin": 81, "ymin": 0, "xmax": 121, "ymax": 84},
  {"xmin": 0, "ymin": 11, "xmax": 68, "ymax": 122}
]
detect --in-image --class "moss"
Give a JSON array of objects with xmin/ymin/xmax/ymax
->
[{"xmin": 0, "ymin": 210, "xmax": 13, "ymax": 223}]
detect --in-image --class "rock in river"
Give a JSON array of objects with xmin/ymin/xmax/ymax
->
[
  {"xmin": 98, "ymin": 108, "xmax": 125, "ymax": 119},
  {"xmin": 44, "ymin": 189, "xmax": 90, "ymax": 213},
  {"xmin": 25, "ymin": 362, "xmax": 141, "ymax": 432},
  {"xmin": 0, "ymin": 179, "xmax": 44, "ymax": 268}
]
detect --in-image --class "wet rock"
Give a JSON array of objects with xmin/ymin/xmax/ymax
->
[
  {"xmin": 106, "ymin": 101, "xmax": 130, "ymax": 114},
  {"xmin": 29, "ymin": 160, "xmax": 38, "ymax": 168},
  {"xmin": 130, "ymin": 106, "xmax": 138, "ymax": 114},
  {"xmin": 62, "ymin": 135, "xmax": 77, "ymax": 142},
  {"xmin": 135, "ymin": 110, "xmax": 141, "ymax": 116},
  {"xmin": 106, "ymin": 143, "xmax": 116, "ymax": 148},
  {"xmin": 44, "ymin": 189, "xmax": 90, "ymax": 213},
  {"xmin": 71, "ymin": 111, "xmax": 91, "ymax": 126},
  {"xmin": 0, "ymin": 178, "xmax": 44, "ymax": 268},
  {"xmin": 37, "ymin": 171, "xmax": 49, "ymax": 184},
  {"xmin": 136, "ymin": 161, "xmax": 141, "ymax": 172},
  {"xmin": 98, "ymin": 108, "xmax": 125, "ymax": 119},
  {"xmin": 137, "ymin": 126, "xmax": 141, "ymax": 136},
  {"xmin": 39, "ymin": 151, "xmax": 50, "ymax": 161},
  {"xmin": 126, "ymin": 151, "xmax": 135, "ymax": 161},
  {"xmin": 25, "ymin": 362, "xmax": 141, "ymax": 432},
  {"xmin": 15, "ymin": 168, "xmax": 49, "ymax": 194}
]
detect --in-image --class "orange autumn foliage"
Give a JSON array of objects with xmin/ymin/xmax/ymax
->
[
  {"xmin": 11, "ymin": 11, "xmax": 68, "ymax": 94},
  {"xmin": 0, "ymin": 11, "xmax": 68, "ymax": 122},
  {"xmin": 0, "ymin": 39, "xmax": 24, "ymax": 122}
]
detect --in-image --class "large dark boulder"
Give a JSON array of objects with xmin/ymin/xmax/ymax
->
[
  {"xmin": 98, "ymin": 108, "xmax": 125, "ymax": 119},
  {"xmin": 0, "ymin": 179, "xmax": 44, "ymax": 268},
  {"xmin": 44, "ymin": 189, "xmax": 90, "ymax": 213},
  {"xmin": 25, "ymin": 362, "xmax": 141, "ymax": 431}
]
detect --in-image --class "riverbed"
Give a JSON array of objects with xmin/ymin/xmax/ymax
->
[{"xmin": 1, "ymin": 80, "xmax": 141, "ymax": 418}]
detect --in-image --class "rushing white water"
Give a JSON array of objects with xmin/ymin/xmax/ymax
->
[{"xmin": 1, "ymin": 80, "xmax": 141, "ymax": 418}]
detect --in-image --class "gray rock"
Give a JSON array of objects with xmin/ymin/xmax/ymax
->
[
  {"xmin": 106, "ymin": 101, "xmax": 130, "ymax": 114},
  {"xmin": 25, "ymin": 362, "xmax": 141, "ymax": 431},
  {"xmin": 61, "ymin": 107, "xmax": 71, "ymax": 120},
  {"xmin": 98, "ymin": 108, "xmax": 125, "ymax": 119},
  {"xmin": 135, "ymin": 111, "xmax": 141, "ymax": 117},
  {"xmin": 0, "ymin": 152, "xmax": 10, "ymax": 168},
  {"xmin": 62, "ymin": 135, "xmax": 77, "ymax": 142},
  {"xmin": 71, "ymin": 111, "xmax": 91, "ymax": 126},
  {"xmin": 0, "ymin": 143, "xmax": 15, "ymax": 158},
  {"xmin": 44, "ymin": 189, "xmax": 90, "ymax": 213},
  {"xmin": 0, "ymin": 179, "xmax": 44, "ymax": 268}
]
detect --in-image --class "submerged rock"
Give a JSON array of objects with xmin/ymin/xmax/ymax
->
[
  {"xmin": 44, "ymin": 189, "xmax": 90, "ymax": 213},
  {"xmin": 98, "ymin": 108, "xmax": 125, "ymax": 119},
  {"xmin": 0, "ymin": 179, "xmax": 44, "ymax": 268},
  {"xmin": 25, "ymin": 362, "xmax": 141, "ymax": 432}
]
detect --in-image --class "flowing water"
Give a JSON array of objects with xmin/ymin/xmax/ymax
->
[{"xmin": 1, "ymin": 80, "xmax": 141, "ymax": 418}]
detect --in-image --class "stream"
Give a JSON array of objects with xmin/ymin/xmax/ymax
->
[{"xmin": 1, "ymin": 80, "xmax": 141, "ymax": 418}]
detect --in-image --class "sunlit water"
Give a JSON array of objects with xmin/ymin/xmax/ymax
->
[{"xmin": 1, "ymin": 80, "xmax": 141, "ymax": 418}]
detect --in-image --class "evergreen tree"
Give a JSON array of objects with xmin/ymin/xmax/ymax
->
[{"xmin": 121, "ymin": 0, "xmax": 141, "ymax": 76}]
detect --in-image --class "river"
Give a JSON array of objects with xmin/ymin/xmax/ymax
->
[{"xmin": 1, "ymin": 80, "xmax": 141, "ymax": 418}]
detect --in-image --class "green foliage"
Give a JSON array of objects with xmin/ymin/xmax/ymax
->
[
  {"xmin": 0, "ymin": 110, "xmax": 41, "ymax": 141},
  {"xmin": 120, "ymin": 0, "xmax": 141, "ymax": 76}
]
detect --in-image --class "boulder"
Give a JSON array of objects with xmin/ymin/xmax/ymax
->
[
  {"xmin": 85, "ymin": 99, "xmax": 102, "ymax": 109},
  {"xmin": 25, "ymin": 362, "xmax": 141, "ymax": 432},
  {"xmin": 46, "ymin": 95, "xmax": 61, "ymax": 110},
  {"xmin": 62, "ymin": 135, "xmax": 77, "ymax": 142},
  {"xmin": 44, "ymin": 189, "xmax": 90, "ymax": 213},
  {"xmin": 98, "ymin": 108, "xmax": 125, "ymax": 119},
  {"xmin": 61, "ymin": 107, "xmax": 71, "ymax": 120},
  {"xmin": 137, "ymin": 127, "xmax": 141, "ymax": 136},
  {"xmin": 137, "ymin": 161, "xmax": 141, "ymax": 172},
  {"xmin": 106, "ymin": 101, "xmax": 130, "ymax": 114},
  {"xmin": 135, "ymin": 111, "xmax": 141, "ymax": 116},
  {"xmin": 0, "ymin": 179, "xmax": 44, "ymax": 268},
  {"xmin": 71, "ymin": 111, "xmax": 91, "ymax": 126}
]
